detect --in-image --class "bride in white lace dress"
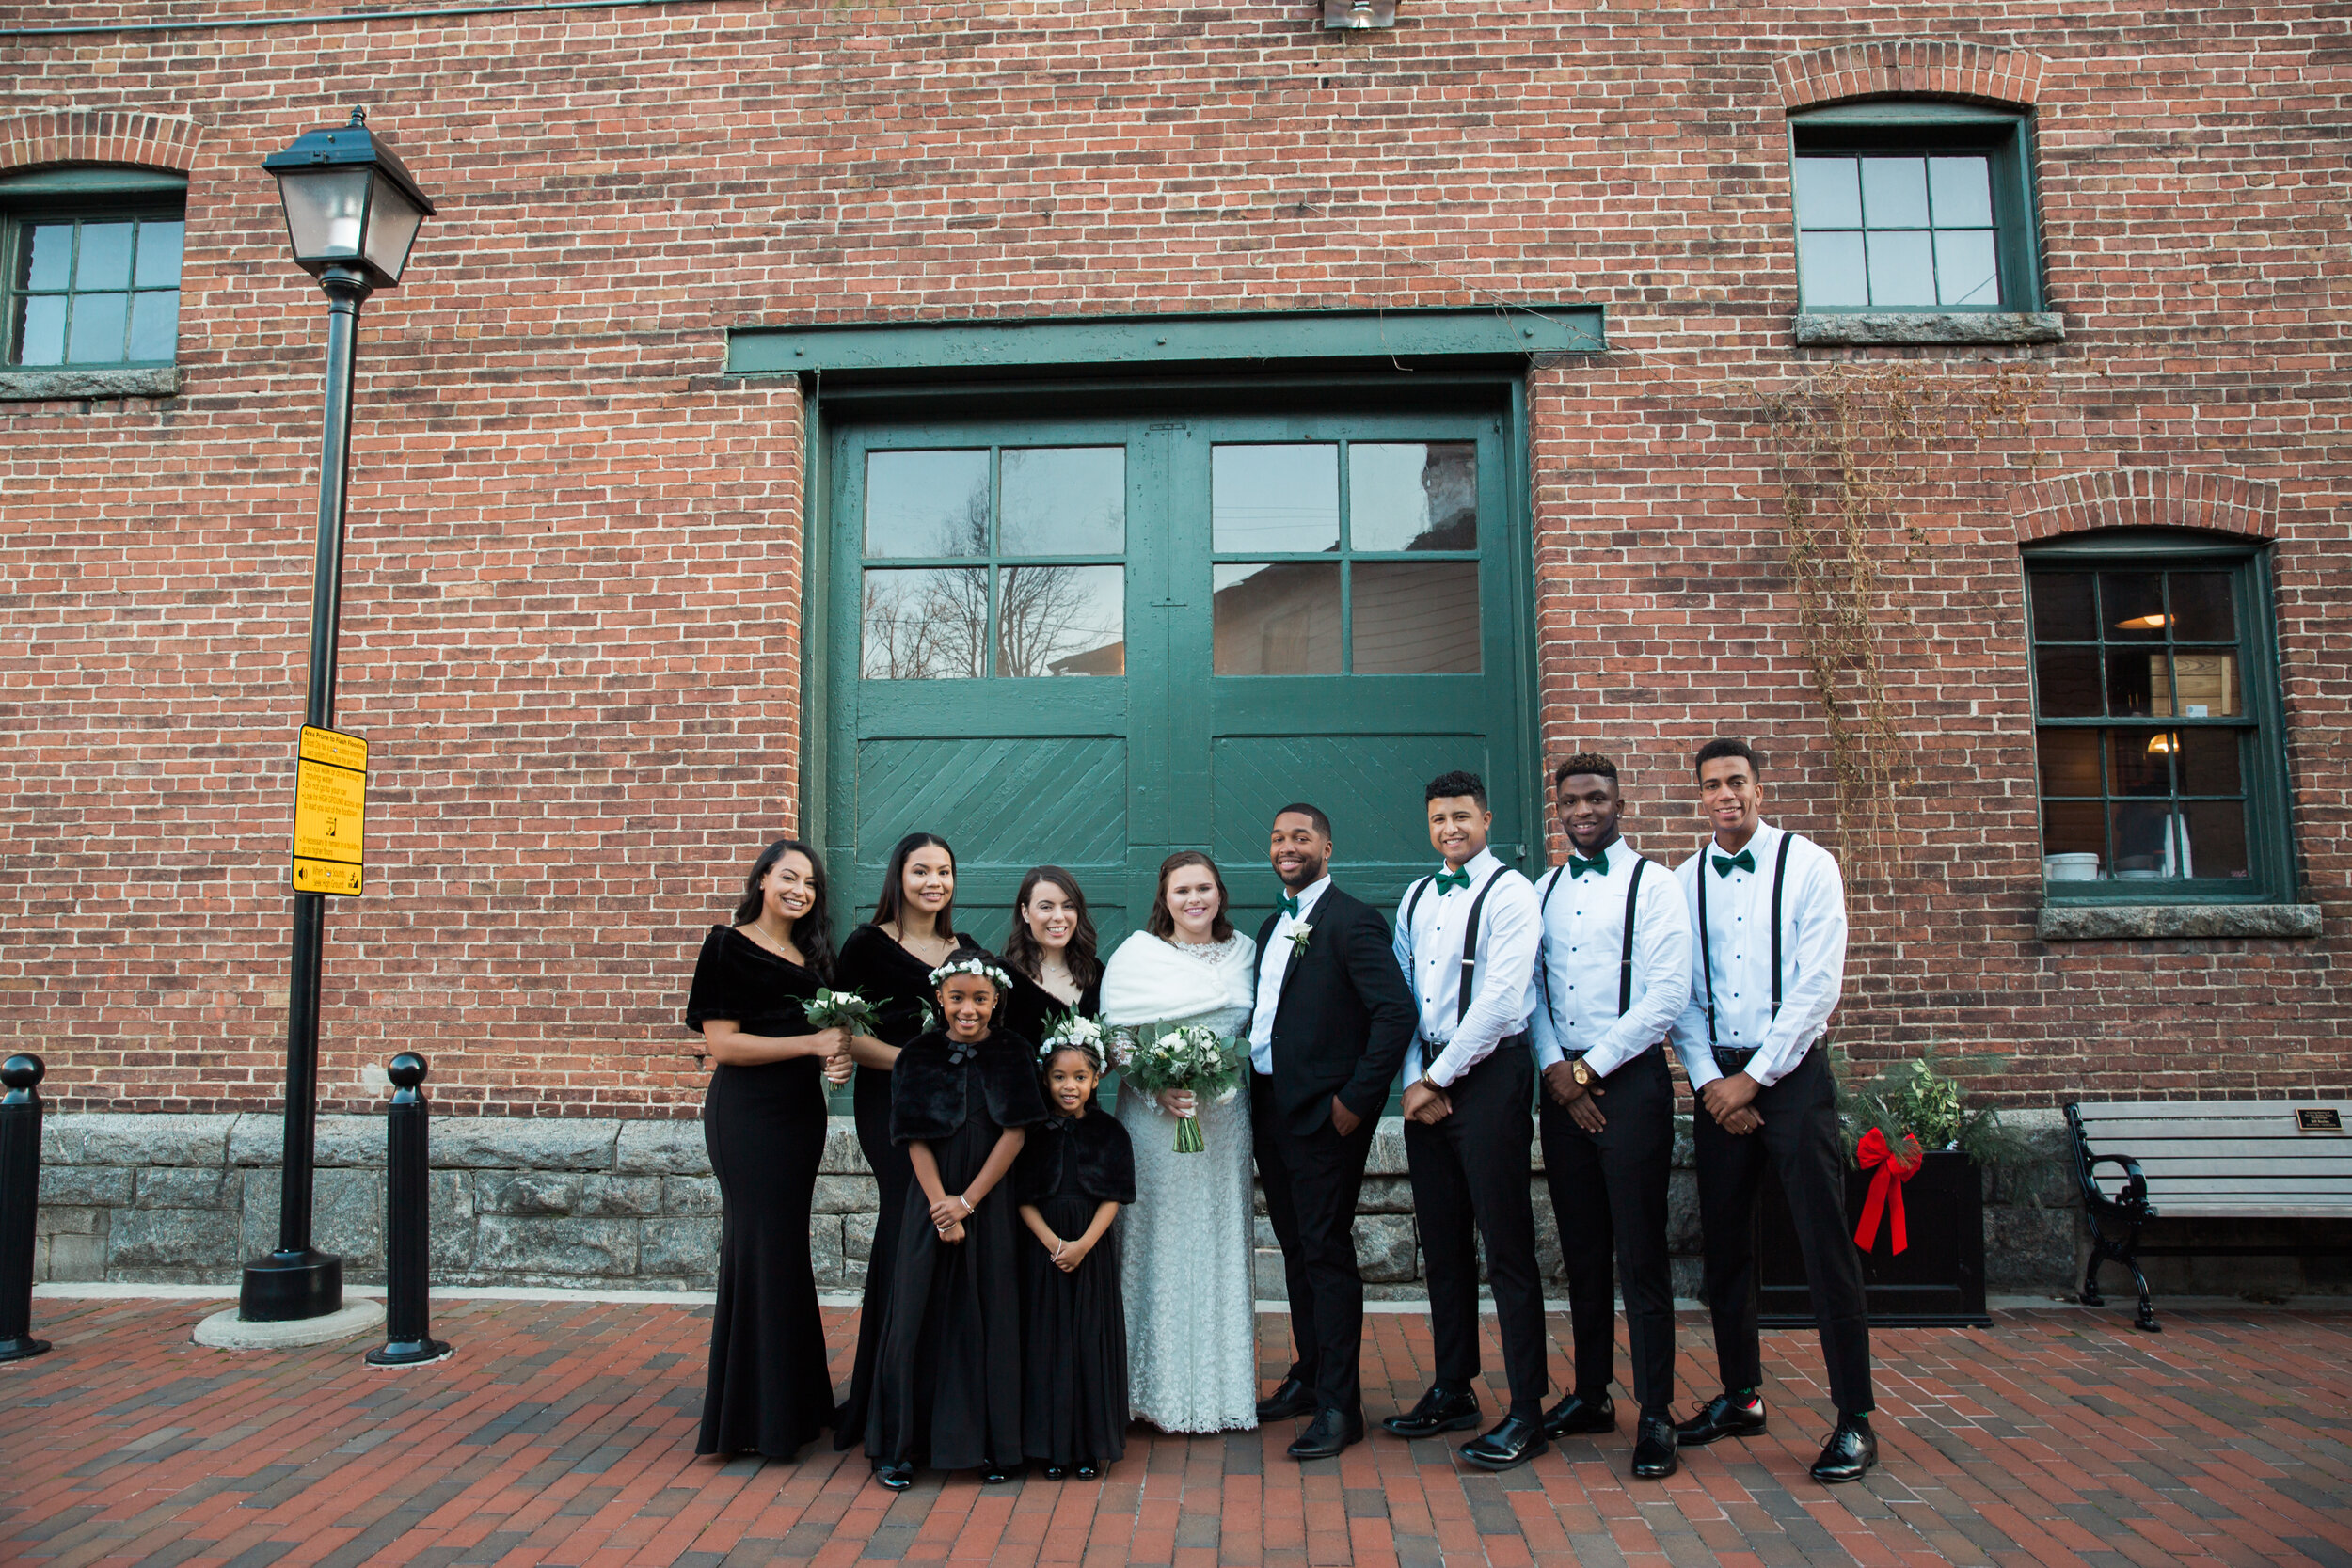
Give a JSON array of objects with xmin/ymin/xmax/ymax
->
[{"xmin": 1100, "ymin": 851, "xmax": 1261, "ymax": 1433}]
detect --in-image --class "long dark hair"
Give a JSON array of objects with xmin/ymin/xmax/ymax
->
[
  {"xmin": 871, "ymin": 832, "xmax": 957, "ymax": 936},
  {"xmin": 731, "ymin": 837, "xmax": 836, "ymax": 981},
  {"xmin": 1002, "ymin": 864, "xmax": 1104, "ymax": 991},
  {"xmin": 1146, "ymin": 850, "xmax": 1236, "ymax": 943}
]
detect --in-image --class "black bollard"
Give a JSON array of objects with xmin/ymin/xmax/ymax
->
[
  {"xmin": 367, "ymin": 1052, "xmax": 451, "ymax": 1367},
  {"xmin": 0, "ymin": 1053, "xmax": 51, "ymax": 1362}
]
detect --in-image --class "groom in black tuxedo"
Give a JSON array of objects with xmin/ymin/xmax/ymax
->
[{"xmin": 1248, "ymin": 803, "xmax": 1418, "ymax": 1460}]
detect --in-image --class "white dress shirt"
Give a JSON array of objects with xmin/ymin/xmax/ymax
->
[
  {"xmin": 1666, "ymin": 821, "xmax": 1848, "ymax": 1090},
  {"xmin": 1528, "ymin": 836, "xmax": 1694, "ymax": 1079},
  {"xmin": 1391, "ymin": 847, "xmax": 1540, "ymax": 1087},
  {"xmin": 1249, "ymin": 874, "xmax": 1329, "ymax": 1075}
]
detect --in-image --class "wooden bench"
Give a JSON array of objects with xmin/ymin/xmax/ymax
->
[{"xmin": 2065, "ymin": 1100, "xmax": 2352, "ymax": 1331}]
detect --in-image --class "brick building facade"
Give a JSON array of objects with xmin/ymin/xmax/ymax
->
[{"xmin": 2, "ymin": 3, "xmax": 2344, "ymax": 1289}]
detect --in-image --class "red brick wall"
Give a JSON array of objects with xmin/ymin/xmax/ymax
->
[{"xmin": 3, "ymin": 2, "xmax": 2344, "ymax": 1115}]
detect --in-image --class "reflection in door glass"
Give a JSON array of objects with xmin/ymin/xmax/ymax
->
[
  {"xmin": 865, "ymin": 450, "xmax": 989, "ymax": 558},
  {"xmin": 1348, "ymin": 444, "xmax": 1477, "ymax": 551},
  {"xmin": 1353, "ymin": 562, "xmax": 1481, "ymax": 673},
  {"xmin": 998, "ymin": 565, "xmax": 1125, "ymax": 676},
  {"xmin": 1001, "ymin": 448, "xmax": 1124, "ymax": 557},
  {"xmin": 1213, "ymin": 562, "xmax": 1340, "ymax": 674},
  {"xmin": 1212, "ymin": 445, "xmax": 1339, "ymax": 554},
  {"xmin": 862, "ymin": 566, "xmax": 986, "ymax": 679}
]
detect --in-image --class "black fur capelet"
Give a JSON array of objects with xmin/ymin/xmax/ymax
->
[
  {"xmin": 1014, "ymin": 1107, "xmax": 1136, "ymax": 1207},
  {"xmin": 888, "ymin": 1027, "xmax": 1049, "ymax": 1146}
]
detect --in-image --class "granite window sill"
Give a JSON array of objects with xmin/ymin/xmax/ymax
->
[
  {"xmin": 1794, "ymin": 312, "xmax": 2065, "ymax": 347},
  {"xmin": 0, "ymin": 366, "xmax": 181, "ymax": 401},
  {"xmin": 2035, "ymin": 903, "xmax": 2321, "ymax": 942}
]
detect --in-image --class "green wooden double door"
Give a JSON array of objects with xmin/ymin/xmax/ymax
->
[{"xmin": 819, "ymin": 400, "xmax": 1537, "ymax": 954}]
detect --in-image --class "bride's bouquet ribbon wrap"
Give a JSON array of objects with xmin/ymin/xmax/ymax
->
[{"xmin": 1852, "ymin": 1127, "xmax": 1925, "ymax": 1255}]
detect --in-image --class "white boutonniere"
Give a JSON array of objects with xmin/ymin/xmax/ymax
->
[{"xmin": 1287, "ymin": 924, "xmax": 1313, "ymax": 957}]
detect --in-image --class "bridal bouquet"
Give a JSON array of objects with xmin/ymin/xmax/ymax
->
[
  {"xmin": 803, "ymin": 987, "xmax": 880, "ymax": 1037},
  {"xmin": 1112, "ymin": 1022, "xmax": 1244, "ymax": 1154}
]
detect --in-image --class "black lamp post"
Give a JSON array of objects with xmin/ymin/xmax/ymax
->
[{"xmin": 238, "ymin": 110, "xmax": 435, "ymax": 1323}]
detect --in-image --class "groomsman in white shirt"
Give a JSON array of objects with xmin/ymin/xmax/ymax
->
[
  {"xmin": 1380, "ymin": 770, "xmax": 1550, "ymax": 1472},
  {"xmin": 1529, "ymin": 753, "xmax": 1692, "ymax": 1481},
  {"xmin": 1667, "ymin": 738, "xmax": 1877, "ymax": 1484}
]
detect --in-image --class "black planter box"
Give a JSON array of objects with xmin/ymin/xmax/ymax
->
[{"xmin": 1756, "ymin": 1149, "xmax": 1989, "ymax": 1327}]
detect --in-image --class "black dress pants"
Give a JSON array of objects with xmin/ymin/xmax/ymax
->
[
  {"xmin": 1538, "ymin": 1044, "xmax": 1676, "ymax": 1418},
  {"xmin": 1252, "ymin": 1074, "xmax": 1378, "ymax": 1421},
  {"xmin": 1404, "ymin": 1042, "xmax": 1547, "ymax": 1419},
  {"xmin": 1692, "ymin": 1047, "xmax": 1874, "ymax": 1417}
]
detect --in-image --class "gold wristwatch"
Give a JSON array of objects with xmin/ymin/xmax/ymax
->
[{"xmin": 1569, "ymin": 1058, "xmax": 1596, "ymax": 1088}]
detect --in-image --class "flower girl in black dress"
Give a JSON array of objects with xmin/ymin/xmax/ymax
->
[
  {"xmin": 867, "ymin": 948, "xmax": 1048, "ymax": 1490},
  {"xmin": 1016, "ymin": 1035, "xmax": 1134, "ymax": 1480}
]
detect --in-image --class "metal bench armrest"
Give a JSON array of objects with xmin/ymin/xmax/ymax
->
[{"xmin": 2066, "ymin": 1103, "xmax": 2157, "ymax": 1220}]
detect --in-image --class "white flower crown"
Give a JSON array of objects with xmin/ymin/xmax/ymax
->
[
  {"xmin": 1037, "ymin": 1011, "xmax": 1109, "ymax": 1066},
  {"xmin": 929, "ymin": 956, "xmax": 1013, "ymax": 991}
]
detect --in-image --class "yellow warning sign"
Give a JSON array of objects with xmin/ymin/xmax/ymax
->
[{"xmin": 291, "ymin": 725, "xmax": 367, "ymax": 895}]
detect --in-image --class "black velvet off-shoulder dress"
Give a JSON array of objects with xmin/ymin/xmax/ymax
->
[
  {"xmin": 831, "ymin": 923, "xmax": 977, "ymax": 1450},
  {"xmin": 685, "ymin": 924, "xmax": 834, "ymax": 1458},
  {"xmin": 1015, "ymin": 1103, "xmax": 1135, "ymax": 1470}
]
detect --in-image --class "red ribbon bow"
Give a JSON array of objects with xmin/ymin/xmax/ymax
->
[{"xmin": 1852, "ymin": 1127, "xmax": 1925, "ymax": 1255}]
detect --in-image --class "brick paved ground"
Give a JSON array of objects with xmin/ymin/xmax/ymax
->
[{"xmin": 4, "ymin": 1297, "xmax": 2349, "ymax": 1568}]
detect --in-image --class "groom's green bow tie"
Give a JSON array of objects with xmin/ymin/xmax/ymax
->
[
  {"xmin": 1432, "ymin": 866, "xmax": 1472, "ymax": 893},
  {"xmin": 1278, "ymin": 893, "xmax": 1303, "ymax": 919},
  {"xmin": 1566, "ymin": 852, "xmax": 1608, "ymax": 879},
  {"xmin": 1712, "ymin": 848, "xmax": 1756, "ymax": 878}
]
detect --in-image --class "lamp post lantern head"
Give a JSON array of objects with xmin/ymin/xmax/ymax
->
[{"xmin": 262, "ymin": 109, "xmax": 437, "ymax": 290}]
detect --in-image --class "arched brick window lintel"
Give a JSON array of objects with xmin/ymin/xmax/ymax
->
[
  {"xmin": 1778, "ymin": 41, "xmax": 2045, "ymax": 112},
  {"xmin": 0, "ymin": 110, "xmax": 201, "ymax": 178},
  {"xmin": 2013, "ymin": 469, "xmax": 2280, "ymax": 545}
]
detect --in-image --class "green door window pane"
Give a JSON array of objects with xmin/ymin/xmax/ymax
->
[
  {"xmin": 10, "ymin": 295, "xmax": 66, "ymax": 365},
  {"xmin": 74, "ymin": 222, "xmax": 134, "ymax": 290},
  {"xmin": 2183, "ymin": 801, "xmax": 2250, "ymax": 879},
  {"xmin": 861, "ymin": 566, "xmax": 986, "ymax": 679},
  {"xmin": 2174, "ymin": 728, "xmax": 2243, "ymax": 796},
  {"xmin": 1000, "ymin": 447, "xmax": 1124, "ymax": 557},
  {"xmin": 127, "ymin": 291, "xmax": 178, "ymax": 360},
  {"xmin": 20, "ymin": 222, "xmax": 72, "ymax": 291},
  {"xmin": 66, "ymin": 291, "xmax": 128, "ymax": 362},
  {"xmin": 2034, "ymin": 648, "xmax": 2102, "ymax": 717},
  {"xmin": 2106, "ymin": 731, "xmax": 2171, "ymax": 796},
  {"xmin": 1864, "ymin": 230, "xmax": 1935, "ymax": 307},
  {"xmin": 1860, "ymin": 158, "xmax": 1931, "ymax": 227},
  {"xmin": 997, "ymin": 564, "xmax": 1124, "ymax": 677},
  {"xmin": 135, "ymin": 219, "xmax": 184, "ymax": 288},
  {"xmin": 1935, "ymin": 230, "xmax": 2000, "ymax": 306},
  {"xmin": 2030, "ymin": 571, "xmax": 2097, "ymax": 642},
  {"xmin": 1348, "ymin": 443, "xmax": 1476, "ymax": 552},
  {"xmin": 1793, "ymin": 156, "xmax": 1862, "ymax": 228},
  {"xmin": 1798, "ymin": 230, "xmax": 1868, "ymax": 308},
  {"xmin": 1212, "ymin": 444, "xmax": 1339, "ymax": 554},
  {"xmin": 1928, "ymin": 157, "xmax": 1994, "ymax": 227},
  {"xmin": 1351, "ymin": 562, "xmax": 1481, "ymax": 673},
  {"xmin": 2101, "ymin": 572, "xmax": 2165, "ymax": 637},
  {"xmin": 1213, "ymin": 562, "xmax": 1340, "ymax": 674},
  {"xmin": 2036, "ymin": 728, "xmax": 2102, "ymax": 797},
  {"xmin": 2168, "ymin": 572, "xmax": 2235, "ymax": 641},
  {"xmin": 865, "ymin": 450, "xmax": 989, "ymax": 558}
]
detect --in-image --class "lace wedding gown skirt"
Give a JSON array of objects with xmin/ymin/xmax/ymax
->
[{"xmin": 1114, "ymin": 987, "xmax": 1261, "ymax": 1433}]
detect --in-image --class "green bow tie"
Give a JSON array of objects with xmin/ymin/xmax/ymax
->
[
  {"xmin": 1566, "ymin": 853, "xmax": 1607, "ymax": 879},
  {"xmin": 1712, "ymin": 848, "xmax": 1756, "ymax": 878},
  {"xmin": 1432, "ymin": 866, "xmax": 1471, "ymax": 893},
  {"xmin": 1278, "ymin": 893, "xmax": 1302, "ymax": 919}
]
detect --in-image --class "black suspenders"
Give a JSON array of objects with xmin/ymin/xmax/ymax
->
[
  {"xmin": 1533, "ymin": 850, "xmax": 1652, "ymax": 1040},
  {"xmin": 1696, "ymin": 832, "xmax": 1795, "ymax": 1048},
  {"xmin": 1404, "ymin": 866, "xmax": 1507, "ymax": 1023}
]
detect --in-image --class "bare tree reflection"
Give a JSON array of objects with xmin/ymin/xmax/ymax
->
[{"xmin": 861, "ymin": 485, "xmax": 1124, "ymax": 678}]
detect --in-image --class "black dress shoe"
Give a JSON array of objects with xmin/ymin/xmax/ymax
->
[
  {"xmin": 981, "ymin": 1463, "xmax": 1021, "ymax": 1484},
  {"xmin": 1073, "ymin": 1460, "xmax": 1100, "ymax": 1480},
  {"xmin": 1630, "ymin": 1415, "xmax": 1678, "ymax": 1480},
  {"xmin": 1675, "ymin": 1391, "xmax": 1767, "ymax": 1446},
  {"xmin": 1380, "ymin": 1384, "xmax": 1482, "ymax": 1439},
  {"xmin": 1285, "ymin": 1409, "xmax": 1364, "ymax": 1461},
  {"xmin": 1041, "ymin": 1465, "xmax": 1067, "ymax": 1481},
  {"xmin": 875, "ymin": 1462, "xmax": 914, "ymax": 1490},
  {"xmin": 1808, "ymin": 1418, "xmax": 1877, "ymax": 1483},
  {"xmin": 1540, "ymin": 1391, "xmax": 1616, "ymax": 1440},
  {"xmin": 1458, "ymin": 1415, "xmax": 1548, "ymax": 1472},
  {"xmin": 1257, "ymin": 1377, "xmax": 1316, "ymax": 1420}
]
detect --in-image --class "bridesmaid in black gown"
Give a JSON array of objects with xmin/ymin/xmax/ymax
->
[
  {"xmin": 1000, "ymin": 864, "xmax": 1104, "ymax": 1046},
  {"xmin": 685, "ymin": 837, "xmax": 865, "ymax": 1459},
  {"xmin": 831, "ymin": 832, "xmax": 976, "ymax": 1450}
]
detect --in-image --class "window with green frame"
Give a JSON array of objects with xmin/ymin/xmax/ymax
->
[
  {"xmin": 1789, "ymin": 103, "xmax": 2042, "ymax": 313},
  {"xmin": 2, "ymin": 167, "xmax": 188, "ymax": 370},
  {"xmin": 2026, "ymin": 533, "xmax": 2292, "ymax": 901}
]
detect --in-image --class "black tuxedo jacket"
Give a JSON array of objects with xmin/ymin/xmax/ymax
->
[{"xmin": 1251, "ymin": 883, "xmax": 1417, "ymax": 1137}]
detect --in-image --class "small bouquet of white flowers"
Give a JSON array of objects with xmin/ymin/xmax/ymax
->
[
  {"xmin": 803, "ymin": 987, "xmax": 880, "ymax": 1037},
  {"xmin": 1114, "ymin": 1022, "xmax": 1244, "ymax": 1153},
  {"xmin": 1038, "ymin": 1010, "xmax": 1112, "ymax": 1069}
]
